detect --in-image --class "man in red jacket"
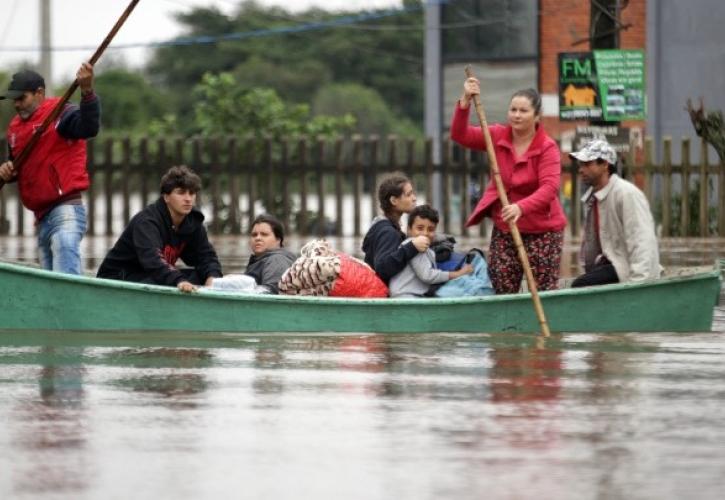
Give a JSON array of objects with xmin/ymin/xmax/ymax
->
[{"xmin": 0, "ymin": 63, "xmax": 100, "ymax": 275}]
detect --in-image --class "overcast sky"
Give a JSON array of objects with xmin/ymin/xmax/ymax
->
[{"xmin": 0, "ymin": 0, "xmax": 402, "ymax": 85}]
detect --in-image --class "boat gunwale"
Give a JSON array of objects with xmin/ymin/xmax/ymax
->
[{"xmin": 0, "ymin": 260, "xmax": 720, "ymax": 307}]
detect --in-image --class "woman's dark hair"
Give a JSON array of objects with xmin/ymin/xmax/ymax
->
[
  {"xmin": 407, "ymin": 204, "xmax": 439, "ymax": 228},
  {"xmin": 377, "ymin": 172, "xmax": 411, "ymax": 217},
  {"xmin": 510, "ymin": 88, "xmax": 542, "ymax": 116},
  {"xmin": 160, "ymin": 165, "xmax": 202, "ymax": 195},
  {"xmin": 250, "ymin": 213, "xmax": 285, "ymax": 246}
]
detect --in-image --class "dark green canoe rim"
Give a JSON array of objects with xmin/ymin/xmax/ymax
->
[{"xmin": 0, "ymin": 261, "xmax": 720, "ymax": 334}]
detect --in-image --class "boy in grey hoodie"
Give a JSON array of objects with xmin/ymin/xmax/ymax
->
[{"xmin": 389, "ymin": 205, "xmax": 472, "ymax": 298}]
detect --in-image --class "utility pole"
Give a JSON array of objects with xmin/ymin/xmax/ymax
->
[
  {"xmin": 39, "ymin": 0, "xmax": 52, "ymax": 93},
  {"xmin": 424, "ymin": 0, "xmax": 442, "ymax": 208}
]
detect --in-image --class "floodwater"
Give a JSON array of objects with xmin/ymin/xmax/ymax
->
[{"xmin": 1, "ymin": 236, "xmax": 724, "ymax": 499}]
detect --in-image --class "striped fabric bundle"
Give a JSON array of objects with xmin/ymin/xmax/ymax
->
[
  {"xmin": 278, "ymin": 239, "xmax": 388, "ymax": 298},
  {"xmin": 278, "ymin": 240, "xmax": 341, "ymax": 296}
]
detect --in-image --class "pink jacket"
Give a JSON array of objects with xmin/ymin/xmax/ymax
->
[{"xmin": 450, "ymin": 103, "xmax": 567, "ymax": 234}]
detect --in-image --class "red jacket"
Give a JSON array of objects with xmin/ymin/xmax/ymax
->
[
  {"xmin": 450, "ymin": 103, "xmax": 567, "ymax": 234},
  {"xmin": 7, "ymin": 97, "xmax": 89, "ymax": 220}
]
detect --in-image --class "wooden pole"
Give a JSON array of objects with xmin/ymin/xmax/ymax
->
[
  {"xmin": 464, "ymin": 66, "xmax": 551, "ymax": 336},
  {"xmin": 0, "ymin": 0, "xmax": 141, "ymax": 190}
]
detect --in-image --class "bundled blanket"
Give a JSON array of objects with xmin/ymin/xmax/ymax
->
[
  {"xmin": 434, "ymin": 250, "xmax": 495, "ymax": 297},
  {"xmin": 278, "ymin": 240, "xmax": 388, "ymax": 297}
]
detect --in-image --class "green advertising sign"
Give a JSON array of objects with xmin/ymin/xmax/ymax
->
[
  {"xmin": 559, "ymin": 49, "xmax": 646, "ymax": 121},
  {"xmin": 594, "ymin": 50, "xmax": 646, "ymax": 121}
]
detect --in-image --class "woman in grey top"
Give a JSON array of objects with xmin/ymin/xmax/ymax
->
[{"xmin": 244, "ymin": 214, "xmax": 297, "ymax": 294}]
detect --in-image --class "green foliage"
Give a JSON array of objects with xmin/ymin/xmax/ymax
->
[
  {"xmin": 231, "ymin": 55, "xmax": 333, "ymax": 105},
  {"xmin": 146, "ymin": 1, "xmax": 424, "ymax": 131},
  {"xmin": 191, "ymin": 72, "xmax": 355, "ymax": 139},
  {"xmin": 93, "ymin": 69, "xmax": 171, "ymax": 132},
  {"xmin": 146, "ymin": 114, "xmax": 180, "ymax": 138},
  {"xmin": 312, "ymin": 82, "xmax": 422, "ymax": 138},
  {"xmin": 0, "ymin": 71, "xmax": 14, "ymax": 135},
  {"xmin": 187, "ymin": 71, "xmax": 355, "ymax": 225}
]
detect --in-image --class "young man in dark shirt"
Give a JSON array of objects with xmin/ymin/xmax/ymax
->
[{"xmin": 97, "ymin": 166, "xmax": 223, "ymax": 293}]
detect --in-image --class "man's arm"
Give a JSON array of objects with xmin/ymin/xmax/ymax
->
[
  {"xmin": 57, "ymin": 62, "xmax": 100, "ymax": 140},
  {"xmin": 181, "ymin": 225, "xmax": 223, "ymax": 283},
  {"xmin": 0, "ymin": 161, "xmax": 17, "ymax": 183},
  {"xmin": 56, "ymin": 95, "xmax": 100, "ymax": 140},
  {"xmin": 0, "ymin": 139, "xmax": 17, "ymax": 183},
  {"xmin": 621, "ymin": 189, "xmax": 660, "ymax": 281},
  {"xmin": 409, "ymin": 252, "xmax": 450, "ymax": 285}
]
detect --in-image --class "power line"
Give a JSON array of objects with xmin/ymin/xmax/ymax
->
[
  {"xmin": 341, "ymin": 16, "xmax": 509, "ymax": 31},
  {"xmin": 0, "ymin": 2, "xmax": 499, "ymax": 54},
  {"xmin": 160, "ymin": 0, "xmax": 240, "ymax": 13},
  {"xmin": 0, "ymin": 5, "xmax": 422, "ymax": 54}
]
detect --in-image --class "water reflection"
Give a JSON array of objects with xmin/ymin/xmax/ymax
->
[
  {"xmin": 108, "ymin": 348, "xmax": 212, "ymax": 405},
  {"xmin": 2, "ymin": 329, "xmax": 725, "ymax": 499},
  {"xmin": 12, "ymin": 347, "xmax": 89, "ymax": 496},
  {"xmin": 489, "ymin": 335, "xmax": 562, "ymax": 402},
  {"xmin": 252, "ymin": 346, "xmax": 286, "ymax": 399}
]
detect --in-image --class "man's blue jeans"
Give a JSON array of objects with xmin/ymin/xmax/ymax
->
[{"xmin": 37, "ymin": 204, "xmax": 87, "ymax": 275}]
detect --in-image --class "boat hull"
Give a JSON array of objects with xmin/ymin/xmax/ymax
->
[{"xmin": 0, "ymin": 261, "xmax": 720, "ymax": 333}]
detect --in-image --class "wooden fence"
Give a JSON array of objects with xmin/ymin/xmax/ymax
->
[{"xmin": 0, "ymin": 135, "xmax": 723, "ymax": 238}]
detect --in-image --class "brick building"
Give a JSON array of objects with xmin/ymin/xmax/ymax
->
[
  {"xmin": 442, "ymin": 0, "xmax": 647, "ymax": 148},
  {"xmin": 538, "ymin": 0, "xmax": 646, "ymax": 143}
]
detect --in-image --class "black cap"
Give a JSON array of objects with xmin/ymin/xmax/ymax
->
[{"xmin": 0, "ymin": 70, "xmax": 45, "ymax": 100}]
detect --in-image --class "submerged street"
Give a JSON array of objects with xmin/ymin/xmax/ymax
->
[{"xmin": 0, "ymin": 235, "xmax": 723, "ymax": 499}]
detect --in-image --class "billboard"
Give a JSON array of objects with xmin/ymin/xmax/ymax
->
[{"xmin": 558, "ymin": 49, "xmax": 646, "ymax": 121}]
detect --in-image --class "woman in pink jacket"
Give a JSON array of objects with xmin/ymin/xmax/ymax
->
[{"xmin": 451, "ymin": 78, "xmax": 566, "ymax": 294}]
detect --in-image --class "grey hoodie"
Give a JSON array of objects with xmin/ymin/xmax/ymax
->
[
  {"xmin": 245, "ymin": 247, "xmax": 297, "ymax": 294},
  {"xmin": 388, "ymin": 238, "xmax": 450, "ymax": 298}
]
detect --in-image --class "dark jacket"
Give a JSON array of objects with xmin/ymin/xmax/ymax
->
[
  {"xmin": 96, "ymin": 197, "xmax": 222, "ymax": 286},
  {"xmin": 57, "ymin": 92, "xmax": 102, "ymax": 140},
  {"xmin": 245, "ymin": 247, "xmax": 297, "ymax": 294},
  {"xmin": 361, "ymin": 216, "xmax": 418, "ymax": 284}
]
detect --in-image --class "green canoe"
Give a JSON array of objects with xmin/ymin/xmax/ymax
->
[{"xmin": 0, "ymin": 260, "xmax": 721, "ymax": 334}]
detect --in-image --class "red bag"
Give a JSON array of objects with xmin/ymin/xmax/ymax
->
[{"xmin": 329, "ymin": 253, "xmax": 388, "ymax": 298}]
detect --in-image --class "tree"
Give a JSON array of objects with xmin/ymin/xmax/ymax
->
[
  {"xmin": 231, "ymin": 56, "xmax": 332, "ymax": 105},
  {"xmin": 312, "ymin": 82, "xmax": 422, "ymax": 138},
  {"xmin": 0, "ymin": 71, "xmax": 15, "ymax": 133},
  {"xmin": 146, "ymin": 1, "xmax": 424, "ymax": 131},
  {"xmin": 92, "ymin": 69, "xmax": 171, "ymax": 133},
  {"xmin": 687, "ymin": 98, "xmax": 725, "ymax": 164},
  {"xmin": 192, "ymin": 72, "xmax": 354, "ymax": 139}
]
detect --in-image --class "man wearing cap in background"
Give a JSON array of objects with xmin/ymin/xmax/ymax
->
[
  {"xmin": 0, "ymin": 63, "xmax": 100, "ymax": 275},
  {"xmin": 569, "ymin": 139, "xmax": 661, "ymax": 287}
]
